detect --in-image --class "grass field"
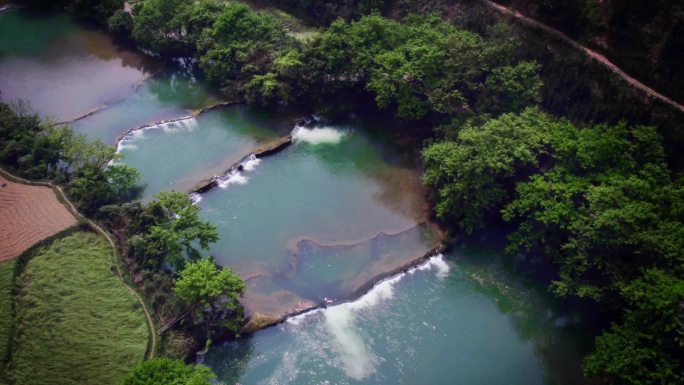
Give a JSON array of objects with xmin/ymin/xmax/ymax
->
[
  {"xmin": 9, "ymin": 232, "xmax": 147, "ymax": 385},
  {"xmin": 0, "ymin": 259, "xmax": 15, "ymax": 384}
]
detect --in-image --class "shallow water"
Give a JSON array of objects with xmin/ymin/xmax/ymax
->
[
  {"xmin": 71, "ymin": 66, "xmax": 222, "ymax": 144},
  {"xmin": 204, "ymin": 253, "xmax": 587, "ymax": 385},
  {"xmin": 197, "ymin": 125, "xmax": 438, "ymax": 318},
  {"xmin": 116, "ymin": 106, "xmax": 295, "ymax": 201},
  {"xmin": 0, "ymin": 9, "xmax": 159, "ymax": 121}
]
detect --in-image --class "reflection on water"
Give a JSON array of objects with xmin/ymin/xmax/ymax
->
[
  {"xmin": 72, "ymin": 67, "xmax": 222, "ymax": 144},
  {"xmin": 0, "ymin": 9, "xmax": 160, "ymax": 121}
]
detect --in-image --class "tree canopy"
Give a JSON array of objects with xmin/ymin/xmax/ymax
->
[
  {"xmin": 306, "ymin": 16, "xmax": 541, "ymax": 119},
  {"xmin": 128, "ymin": 191, "xmax": 219, "ymax": 270},
  {"xmin": 423, "ymin": 108, "xmax": 683, "ymax": 384},
  {"xmin": 0, "ymin": 102, "xmax": 141, "ymax": 214},
  {"xmin": 175, "ymin": 259, "xmax": 245, "ymax": 336},
  {"xmin": 122, "ymin": 358, "xmax": 215, "ymax": 385}
]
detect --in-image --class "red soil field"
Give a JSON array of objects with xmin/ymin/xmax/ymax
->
[{"xmin": 0, "ymin": 176, "xmax": 77, "ymax": 261}]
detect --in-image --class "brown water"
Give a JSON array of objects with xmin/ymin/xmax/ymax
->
[{"xmin": 0, "ymin": 10, "xmax": 159, "ymax": 122}]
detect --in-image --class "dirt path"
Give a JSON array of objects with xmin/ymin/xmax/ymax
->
[
  {"xmin": 481, "ymin": 0, "xmax": 684, "ymax": 114},
  {"xmin": 0, "ymin": 167, "xmax": 157, "ymax": 359}
]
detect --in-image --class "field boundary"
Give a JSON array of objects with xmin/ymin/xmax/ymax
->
[{"xmin": 0, "ymin": 167, "xmax": 157, "ymax": 358}]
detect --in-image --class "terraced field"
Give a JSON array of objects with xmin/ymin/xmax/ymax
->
[{"xmin": 0, "ymin": 176, "xmax": 77, "ymax": 261}]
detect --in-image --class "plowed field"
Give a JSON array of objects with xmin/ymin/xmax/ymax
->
[{"xmin": 0, "ymin": 176, "xmax": 77, "ymax": 261}]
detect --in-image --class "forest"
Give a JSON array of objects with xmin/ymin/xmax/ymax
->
[{"xmin": 0, "ymin": 0, "xmax": 682, "ymax": 384}]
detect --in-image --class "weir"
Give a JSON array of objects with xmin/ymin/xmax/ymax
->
[
  {"xmin": 50, "ymin": 105, "xmax": 108, "ymax": 127},
  {"xmin": 116, "ymin": 115, "xmax": 196, "ymax": 143},
  {"xmin": 190, "ymin": 135, "xmax": 293, "ymax": 194},
  {"xmin": 241, "ymin": 243, "xmax": 445, "ymax": 334}
]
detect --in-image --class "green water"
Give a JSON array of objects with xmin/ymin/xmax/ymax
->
[
  {"xmin": 71, "ymin": 67, "xmax": 222, "ymax": 144},
  {"xmin": 197, "ymin": 126, "xmax": 439, "ymax": 318},
  {"xmin": 116, "ymin": 106, "xmax": 294, "ymax": 201},
  {"xmin": 204, "ymin": 252, "xmax": 587, "ymax": 385},
  {"xmin": 1, "ymin": 10, "xmax": 589, "ymax": 384}
]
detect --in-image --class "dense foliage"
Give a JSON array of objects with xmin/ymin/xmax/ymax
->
[
  {"xmin": 499, "ymin": 0, "xmax": 684, "ymax": 102},
  {"xmin": 584, "ymin": 269, "xmax": 683, "ymax": 385},
  {"xmin": 175, "ymin": 259, "xmax": 245, "ymax": 338},
  {"xmin": 126, "ymin": 0, "xmax": 541, "ymax": 117},
  {"xmin": 0, "ymin": 260, "xmax": 15, "ymax": 384},
  {"xmin": 24, "ymin": 0, "xmax": 122, "ymax": 25},
  {"xmin": 0, "ymin": 102, "xmax": 140, "ymax": 214},
  {"xmin": 423, "ymin": 108, "xmax": 683, "ymax": 384},
  {"xmin": 276, "ymin": 0, "xmax": 390, "ymax": 25},
  {"xmin": 107, "ymin": 9, "xmax": 134, "ymax": 40},
  {"xmin": 122, "ymin": 358, "xmax": 215, "ymax": 385},
  {"xmin": 305, "ymin": 15, "xmax": 540, "ymax": 120},
  {"xmin": 127, "ymin": 191, "xmax": 219, "ymax": 270},
  {"xmin": 122, "ymin": 192, "xmax": 244, "ymax": 347}
]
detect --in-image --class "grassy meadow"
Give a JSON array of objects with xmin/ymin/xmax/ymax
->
[
  {"xmin": 0, "ymin": 259, "xmax": 15, "ymax": 384},
  {"xmin": 8, "ymin": 232, "xmax": 148, "ymax": 385}
]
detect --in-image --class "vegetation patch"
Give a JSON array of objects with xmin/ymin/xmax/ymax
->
[
  {"xmin": 8, "ymin": 232, "xmax": 147, "ymax": 385},
  {"xmin": 0, "ymin": 260, "xmax": 15, "ymax": 383}
]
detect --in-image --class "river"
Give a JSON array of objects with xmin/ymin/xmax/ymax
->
[{"xmin": 0, "ymin": 9, "xmax": 589, "ymax": 384}]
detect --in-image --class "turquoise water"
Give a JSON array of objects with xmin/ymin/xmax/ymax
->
[
  {"xmin": 204, "ymin": 253, "xmax": 587, "ymax": 385},
  {"xmin": 71, "ymin": 67, "xmax": 222, "ymax": 144},
  {"xmin": 116, "ymin": 106, "xmax": 296, "ymax": 201},
  {"xmin": 2, "ymin": 10, "xmax": 589, "ymax": 384},
  {"xmin": 197, "ymin": 125, "xmax": 439, "ymax": 318}
]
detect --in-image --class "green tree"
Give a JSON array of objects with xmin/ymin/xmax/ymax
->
[
  {"xmin": 422, "ymin": 108, "xmax": 559, "ymax": 232},
  {"xmin": 197, "ymin": 3, "xmax": 289, "ymax": 98},
  {"xmin": 502, "ymin": 124, "xmax": 682, "ymax": 301},
  {"xmin": 122, "ymin": 358, "xmax": 215, "ymax": 385},
  {"xmin": 175, "ymin": 259, "xmax": 245, "ymax": 338},
  {"xmin": 480, "ymin": 61, "xmax": 543, "ymax": 113},
  {"xmin": 129, "ymin": 191, "xmax": 219, "ymax": 269},
  {"xmin": 68, "ymin": 163, "xmax": 141, "ymax": 215},
  {"xmin": 132, "ymin": 0, "xmax": 194, "ymax": 57},
  {"xmin": 242, "ymin": 49, "xmax": 305, "ymax": 106},
  {"xmin": 63, "ymin": 135, "xmax": 117, "ymax": 175},
  {"xmin": 584, "ymin": 269, "xmax": 684, "ymax": 385},
  {"xmin": 307, "ymin": 15, "xmax": 540, "ymax": 120},
  {"xmin": 108, "ymin": 9, "xmax": 134, "ymax": 40},
  {"xmin": 423, "ymin": 106, "xmax": 683, "ymax": 382},
  {"xmin": 68, "ymin": 0, "xmax": 123, "ymax": 25}
]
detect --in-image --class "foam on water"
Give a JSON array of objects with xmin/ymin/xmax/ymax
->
[
  {"xmin": 214, "ymin": 154, "xmax": 262, "ymax": 189},
  {"xmin": 284, "ymin": 254, "xmax": 450, "ymax": 381},
  {"xmin": 115, "ymin": 116, "xmax": 197, "ymax": 154},
  {"xmin": 288, "ymin": 254, "xmax": 450, "ymax": 322},
  {"xmin": 241, "ymin": 154, "xmax": 261, "ymax": 171},
  {"xmin": 411, "ymin": 253, "xmax": 451, "ymax": 279},
  {"xmin": 292, "ymin": 125, "xmax": 346, "ymax": 145},
  {"xmin": 115, "ymin": 142, "xmax": 138, "ymax": 153},
  {"xmin": 189, "ymin": 192, "xmax": 202, "ymax": 205},
  {"xmin": 217, "ymin": 171, "xmax": 248, "ymax": 188},
  {"xmin": 324, "ymin": 306, "xmax": 378, "ymax": 380}
]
